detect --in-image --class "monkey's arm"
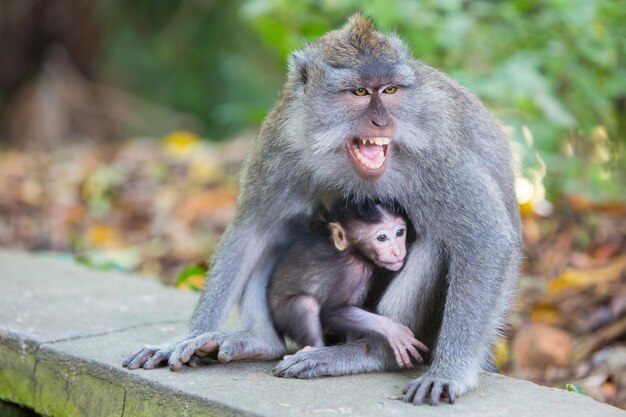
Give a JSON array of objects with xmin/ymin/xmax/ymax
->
[{"xmin": 323, "ymin": 306, "xmax": 428, "ymax": 368}]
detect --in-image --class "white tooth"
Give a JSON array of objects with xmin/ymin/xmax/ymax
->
[
  {"xmin": 382, "ymin": 138, "xmax": 390, "ymax": 145},
  {"xmin": 374, "ymin": 138, "xmax": 382, "ymax": 145},
  {"xmin": 360, "ymin": 138, "xmax": 367, "ymax": 145}
]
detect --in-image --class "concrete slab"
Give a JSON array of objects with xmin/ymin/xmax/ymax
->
[
  {"xmin": 0, "ymin": 250, "xmax": 195, "ymax": 342},
  {"xmin": 0, "ymin": 249, "xmax": 623, "ymax": 417}
]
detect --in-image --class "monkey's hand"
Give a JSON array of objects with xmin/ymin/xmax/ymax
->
[
  {"xmin": 402, "ymin": 372, "xmax": 467, "ymax": 406},
  {"xmin": 168, "ymin": 331, "xmax": 287, "ymax": 371},
  {"xmin": 379, "ymin": 318, "xmax": 428, "ymax": 369}
]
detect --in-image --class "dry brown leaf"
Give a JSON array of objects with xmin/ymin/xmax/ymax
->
[
  {"xmin": 565, "ymin": 195, "xmax": 626, "ymax": 216},
  {"xmin": 549, "ymin": 255, "xmax": 626, "ymax": 292},
  {"xmin": 86, "ymin": 224, "xmax": 124, "ymax": 249},
  {"xmin": 512, "ymin": 324, "xmax": 573, "ymax": 371},
  {"xmin": 529, "ymin": 303, "xmax": 561, "ymax": 324},
  {"xmin": 175, "ymin": 189, "xmax": 237, "ymax": 224}
]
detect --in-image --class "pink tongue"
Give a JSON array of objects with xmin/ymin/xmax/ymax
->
[{"xmin": 357, "ymin": 142, "xmax": 383, "ymax": 162}]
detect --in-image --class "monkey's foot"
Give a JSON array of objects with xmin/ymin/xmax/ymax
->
[
  {"xmin": 272, "ymin": 348, "xmax": 335, "ymax": 379},
  {"xmin": 402, "ymin": 374, "xmax": 465, "ymax": 406},
  {"xmin": 273, "ymin": 342, "xmax": 380, "ymax": 379},
  {"xmin": 168, "ymin": 331, "xmax": 287, "ymax": 371},
  {"xmin": 123, "ymin": 341, "xmax": 178, "ymax": 370}
]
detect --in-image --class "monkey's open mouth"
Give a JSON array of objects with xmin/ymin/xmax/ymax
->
[{"xmin": 347, "ymin": 137, "xmax": 390, "ymax": 177}]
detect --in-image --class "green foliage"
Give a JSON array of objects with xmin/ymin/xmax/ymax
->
[
  {"xmin": 176, "ymin": 264, "xmax": 208, "ymax": 292},
  {"xmin": 97, "ymin": 0, "xmax": 283, "ymax": 139},
  {"xmin": 97, "ymin": 0, "xmax": 625, "ymax": 199},
  {"xmin": 565, "ymin": 383, "xmax": 587, "ymax": 395}
]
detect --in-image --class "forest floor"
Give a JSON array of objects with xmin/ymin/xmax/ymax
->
[{"xmin": 0, "ymin": 133, "xmax": 624, "ymax": 409}]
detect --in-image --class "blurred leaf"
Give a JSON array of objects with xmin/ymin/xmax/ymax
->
[
  {"xmin": 530, "ymin": 303, "xmax": 561, "ymax": 324},
  {"xmin": 86, "ymin": 224, "xmax": 124, "ymax": 249},
  {"xmin": 75, "ymin": 247, "xmax": 141, "ymax": 272},
  {"xmin": 494, "ymin": 338, "xmax": 510, "ymax": 371},
  {"xmin": 175, "ymin": 189, "xmax": 237, "ymax": 225},
  {"xmin": 549, "ymin": 255, "xmax": 626, "ymax": 292},
  {"xmin": 176, "ymin": 264, "xmax": 207, "ymax": 292},
  {"xmin": 566, "ymin": 384, "xmax": 587, "ymax": 395},
  {"xmin": 162, "ymin": 130, "xmax": 201, "ymax": 160}
]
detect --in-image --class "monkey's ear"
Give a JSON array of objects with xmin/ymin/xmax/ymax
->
[
  {"xmin": 288, "ymin": 50, "xmax": 308, "ymax": 86},
  {"xmin": 329, "ymin": 223, "xmax": 348, "ymax": 251}
]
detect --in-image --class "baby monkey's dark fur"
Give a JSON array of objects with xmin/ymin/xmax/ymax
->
[{"xmin": 269, "ymin": 199, "xmax": 427, "ymax": 369}]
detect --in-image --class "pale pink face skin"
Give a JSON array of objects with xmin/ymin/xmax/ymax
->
[{"xmin": 359, "ymin": 213, "xmax": 407, "ymax": 271}]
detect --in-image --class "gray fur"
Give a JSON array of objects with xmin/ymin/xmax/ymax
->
[{"xmin": 123, "ymin": 14, "xmax": 521, "ymax": 406}]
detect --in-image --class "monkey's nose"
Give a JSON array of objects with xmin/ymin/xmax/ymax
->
[{"xmin": 372, "ymin": 117, "xmax": 389, "ymax": 127}]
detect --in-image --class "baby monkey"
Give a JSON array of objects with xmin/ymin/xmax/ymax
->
[{"xmin": 268, "ymin": 199, "xmax": 428, "ymax": 369}]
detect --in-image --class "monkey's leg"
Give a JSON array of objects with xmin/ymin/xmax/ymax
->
[
  {"xmin": 274, "ymin": 295, "xmax": 324, "ymax": 348},
  {"xmin": 125, "ymin": 206, "xmax": 299, "ymax": 370},
  {"xmin": 166, "ymin": 217, "xmax": 295, "ymax": 369},
  {"xmin": 403, "ymin": 170, "xmax": 520, "ymax": 406}
]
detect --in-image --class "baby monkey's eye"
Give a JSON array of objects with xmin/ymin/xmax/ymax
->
[
  {"xmin": 376, "ymin": 235, "xmax": 388, "ymax": 242},
  {"xmin": 383, "ymin": 86, "xmax": 397, "ymax": 94},
  {"xmin": 353, "ymin": 88, "xmax": 369, "ymax": 97},
  {"xmin": 396, "ymin": 228, "xmax": 405, "ymax": 237}
]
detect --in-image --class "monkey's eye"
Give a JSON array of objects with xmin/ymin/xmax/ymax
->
[
  {"xmin": 383, "ymin": 86, "xmax": 397, "ymax": 94},
  {"xmin": 376, "ymin": 235, "xmax": 387, "ymax": 242},
  {"xmin": 352, "ymin": 88, "xmax": 369, "ymax": 97},
  {"xmin": 396, "ymin": 229, "xmax": 405, "ymax": 237}
]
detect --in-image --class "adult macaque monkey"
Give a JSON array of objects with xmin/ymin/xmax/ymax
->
[
  {"xmin": 268, "ymin": 198, "xmax": 428, "ymax": 369},
  {"xmin": 124, "ymin": 14, "xmax": 521, "ymax": 406}
]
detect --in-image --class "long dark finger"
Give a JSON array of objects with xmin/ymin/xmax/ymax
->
[
  {"xmin": 403, "ymin": 381, "xmax": 420, "ymax": 402},
  {"xmin": 122, "ymin": 347, "xmax": 146, "ymax": 367},
  {"xmin": 126, "ymin": 349, "xmax": 157, "ymax": 370},
  {"xmin": 449, "ymin": 387, "xmax": 456, "ymax": 404},
  {"xmin": 143, "ymin": 350, "xmax": 168, "ymax": 369},
  {"xmin": 169, "ymin": 339, "xmax": 201, "ymax": 370},
  {"xmin": 413, "ymin": 380, "xmax": 432, "ymax": 405},
  {"xmin": 430, "ymin": 382, "xmax": 443, "ymax": 406}
]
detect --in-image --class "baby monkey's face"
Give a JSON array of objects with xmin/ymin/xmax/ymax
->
[{"xmin": 360, "ymin": 214, "xmax": 407, "ymax": 271}]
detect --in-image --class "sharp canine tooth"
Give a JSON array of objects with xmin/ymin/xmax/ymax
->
[{"xmin": 360, "ymin": 138, "xmax": 367, "ymax": 145}]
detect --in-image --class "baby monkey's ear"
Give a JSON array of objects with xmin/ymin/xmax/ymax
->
[{"xmin": 329, "ymin": 223, "xmax": 348, "ymax": 251}]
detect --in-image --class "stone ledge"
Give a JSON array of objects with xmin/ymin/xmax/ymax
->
[{"xmin": 0, "ymin": 249, "xmax": 623, "ymax": 417}]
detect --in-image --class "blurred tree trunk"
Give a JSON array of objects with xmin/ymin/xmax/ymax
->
[{"xmin": 0, "ymin": 0, "xmax": 110, "ymax": 148}]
